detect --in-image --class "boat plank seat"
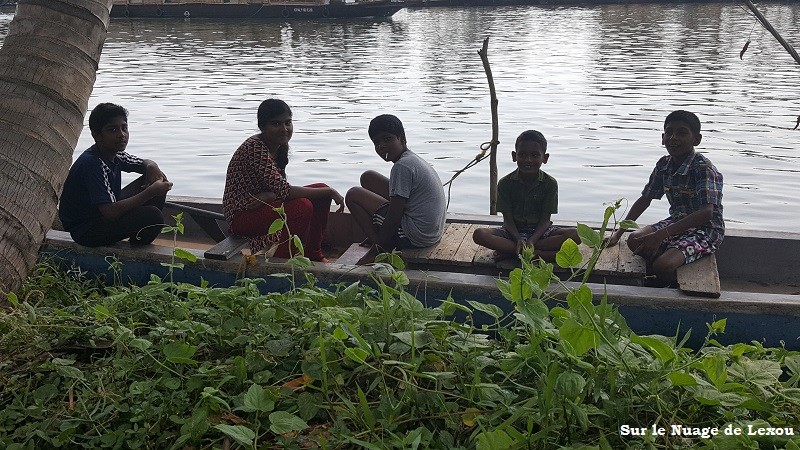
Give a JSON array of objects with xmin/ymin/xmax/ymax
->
[
  {"xmin": 453, "ymin": 224, "xmax": 490, "ymax": 266},
  {"xmin": 336, "ymin": 243, "xmax": 371, "ymax": 266},
  {"xmin": 402, "ymin": 223, "xmax": 483, "ymax": 266},
  {"xmin": 676, "ymin": 254, "xmax": 721, "ymax": 298},
  {"xmin": 336, "ymin": 224, "xmax": 649, "ymax": 285},
  {"xmin": 204, "ymin": 235, "xmax": 249, "ymax": 261},
  {"xmin": 591, "ymin": 234, "xmax": 647, "ymax": 278}
]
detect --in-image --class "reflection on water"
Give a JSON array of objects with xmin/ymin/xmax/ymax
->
[{"xmin": 1, "ymin": 3, "xmax": 798, "ymax": 231}]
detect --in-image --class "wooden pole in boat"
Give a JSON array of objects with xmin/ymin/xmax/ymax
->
[
  {"xmin": 744, "ymin": 0, "xmax": 800, "ymax": 66},
  {"xmin": 478, "ymin": 37, "xmax": 499, "ymax": 215}
]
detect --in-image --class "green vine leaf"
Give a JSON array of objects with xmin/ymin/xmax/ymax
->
[
  {"xmin": 268, "ymin": 218, "xmax": 285, "ymax": 235},
  {"xmin": 559, "ymin": 318, "xmax": 598, "ymax": 356},
  {"xmin": 213, "ymin": 424, "xmax": 255, "ymax": 448},
  {"xmin": 172, "ymin": 248, "xmax": 197, "ymax": 262},
  {"xmin": 163, "ymin": 342, "xmax": 197, "ymax": 365},
  {"xmin": 268, "ymin": 411, "xmax": 308, "ymax": 435},
  {"xmin": 467, "ymin": 300, "xmax": 504, "ymax": 319},
  {"xmin": 577, "ymin": 223, "xmax": 602, "ymax": 249},
  {"xmin": 555, "ymin": 238, "xmax": 582, "ymax": 268},
  {"xmin": 630, "ymin": 334, "xmax": 676, "ymax": 363},
  {"xmin": 240, "ymin": 384, "xmax": 275, "ymax": 413}
]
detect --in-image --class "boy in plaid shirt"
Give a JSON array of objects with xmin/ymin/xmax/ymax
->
[{"xmin": 607, "ymin": 110, "xmax": 724, "ymax": 283}]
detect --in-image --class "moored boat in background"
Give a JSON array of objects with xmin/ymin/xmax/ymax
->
[
  {"xmin": 110, "ymin": 0, "xmax": 404, "ymax": 19},
  {"xmin": 403, "ymin": 0, "xmax": 736, "ymax": 6}
]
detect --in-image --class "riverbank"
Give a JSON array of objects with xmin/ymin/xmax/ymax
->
[{"xmin": 4, "ymin": 258, "xmax": 799, "ymax": 448}]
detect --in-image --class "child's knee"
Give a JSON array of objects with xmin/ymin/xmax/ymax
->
[
  {"xmin": 285, "ymin": 198, "xmax": 313, "ymax": 221},
  {"xmin": 565, "ymin": 228, "xmax": 580, "ymax": 243},
  {"xmin": 472, "ymin": 227, "xmax": 491, "ymax": 245},
  {"xmin": 360, "ymin": 170, "xmax": 383, "ymax": 186},
  {"xmin": 626, "ymin": 227, "xmax": 652, "ymax": 251},
  {"xmin": 140, "ymin": 205, "xmax": 165, "ymax": 226},
  {"xmin": 626, "ymin": 235, "xmax": 639, "ymax": 252},
  {"xmin": 345, "ymin": 187, "xmax": 363, "ymax": 206}
]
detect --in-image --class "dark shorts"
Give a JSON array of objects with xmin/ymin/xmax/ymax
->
[
  {"xmin": 372, "ymin": 203, "xmax": 415, "ymax": 249},
  {"xmin": 491, "ymin": 224, "xmax": 559, "ymax": 242},
  {"xmin": 651, "ymin": 218, "xmax": 717, "ymax": 264}
]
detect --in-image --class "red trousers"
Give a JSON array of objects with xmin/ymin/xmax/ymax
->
[{"xmin": 230, "ymin": 183, "xmax": 331, "ymax": 260}]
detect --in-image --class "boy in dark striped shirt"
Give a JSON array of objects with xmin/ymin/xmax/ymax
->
[{"xmin": 59, "ymin": 103, "xmax": 172, "ymax": 247}]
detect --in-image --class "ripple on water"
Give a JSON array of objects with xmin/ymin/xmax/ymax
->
[{"xmin": 0, "ymin": 5, "xmax": 798, "ymax": 231}]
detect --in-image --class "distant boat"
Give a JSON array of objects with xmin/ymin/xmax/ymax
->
[
  {"xmin": 404, "ymin": 0, "xmax": 735, "ymax": 6},
  {"xmin": 110, "ymin": 0, "xmax": 404, "ymax": 19}
]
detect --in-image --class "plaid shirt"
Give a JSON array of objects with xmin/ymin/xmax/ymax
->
[{"xmin": 642, "ymin": 151, "xmax": 724, "ymax": 245}]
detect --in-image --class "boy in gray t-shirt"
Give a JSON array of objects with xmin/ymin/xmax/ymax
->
[{"xmin": 345, "ymin": 114, "xmax": 447, "ymax": 265}]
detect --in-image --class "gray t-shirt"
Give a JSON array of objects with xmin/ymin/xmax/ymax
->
[{"xmin": 389, "ymin": 149, "xmax": 447, "ymax": 247}]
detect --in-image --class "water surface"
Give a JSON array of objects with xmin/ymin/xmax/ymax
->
[{"xmin": 1, "ymin": 3, "xmax": 798, "ymax": 231}]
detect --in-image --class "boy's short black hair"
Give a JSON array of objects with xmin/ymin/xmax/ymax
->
[
  {"xmin": 368, "ymin": 114, "xmax": 406, "ymax": 142},
  {"xmin": 515, "ymin": 130, "xmax": 547, "ymax": 152},
  {"xmin": 89, "ymin": 103, "xmax": 128, "ymax": 134},
  {"xmin": 665, "ymin": 110, "xmax": 701, "ymax": 134},
  {"xmin": 257, "ymin": 98, "xmax": 292, "ymax": 129}
]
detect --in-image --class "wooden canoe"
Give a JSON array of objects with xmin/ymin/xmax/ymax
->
[{"xmin": 41, "ymin": 195, "xmax": 800, "ymax": 350}]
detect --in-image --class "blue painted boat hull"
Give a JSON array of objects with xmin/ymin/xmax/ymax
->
[{"xmin": 42, "ymin": 230, "xmax": 800, "ymax": 350}]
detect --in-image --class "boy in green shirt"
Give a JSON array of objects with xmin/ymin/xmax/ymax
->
[{"xmin": 473, "ymin": 130, "xmax": 579, "ymax": 262}]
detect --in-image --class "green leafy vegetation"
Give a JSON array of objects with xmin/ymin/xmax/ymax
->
[{"xmin": 1, "ymin": 204, "xmax": 799, "ymax": 449}]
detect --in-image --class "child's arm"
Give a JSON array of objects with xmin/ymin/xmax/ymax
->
[
  {"xmin": 356, "ymin": 195, "xmax": 407, "ymax": 265},
  {"xmin": 376, "ymin": 196, "xmax": 406, "ymax": 249},
  {"xmin": 501, "ymin": 213, "xmax": 524, "ymax": 254},
  {"xmin": 98, "ymin": 179, "xmax": 173, "ymax": 221},
  {"xmin": 632, "ymin": 203, "xmax": 713, "ymax": 257},
  {"xmin": 286, "ymin": 185, "xmax": 344, "ymax": 211},
  {"xmin": 525, "ymin": 213, "xmax": 553, "ymax": 248},
  {"xmin": 142, "ymin": 159, "xmax": 168, "ymax": 186},
  {"xmin": 244, "ymin": 191, "xmax": 278, "ymax": 210},
  {"xmin": 607, "ymin": 195, "xmax": 652, "ymax": 246}
]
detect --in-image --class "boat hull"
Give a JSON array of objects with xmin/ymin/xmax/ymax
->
[
  {"xmin": 41, "ymin": 229, "xmax": 800, "ymax": 350},
  {"xmin": 42, "ymin": 196, "xmax": 800, "ymax": 350},
  {"xmin": 110, "ymin": 2, "xmax": 404, "ymax": 19}
]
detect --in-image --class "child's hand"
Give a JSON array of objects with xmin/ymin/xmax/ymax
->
[
  {"xmin": 329, "ymin": 188, "xmax": 345, "ymax": 213},
  {"xmin": 632, "ymin": 230, "xmax": 665, "ymax": 259},
  {"xmin": 604, "ymin": 229, "xmax": 624, "ymax": 248},
  {"xmin": 143, "ymin": 165, "xmax": 168, "ymax": 187},
  {"xmin": 145, "ymin": 178, "xmax": 173, "ymax": 197}
]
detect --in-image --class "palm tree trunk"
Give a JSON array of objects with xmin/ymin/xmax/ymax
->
[{"xmin": 0, "ymin": 0, "xmax": 113, "ymax": 293}]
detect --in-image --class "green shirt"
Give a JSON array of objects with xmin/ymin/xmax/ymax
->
[{"xmin": 496, "ymin": 169, "xmax": 558, "ymax": 231}]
